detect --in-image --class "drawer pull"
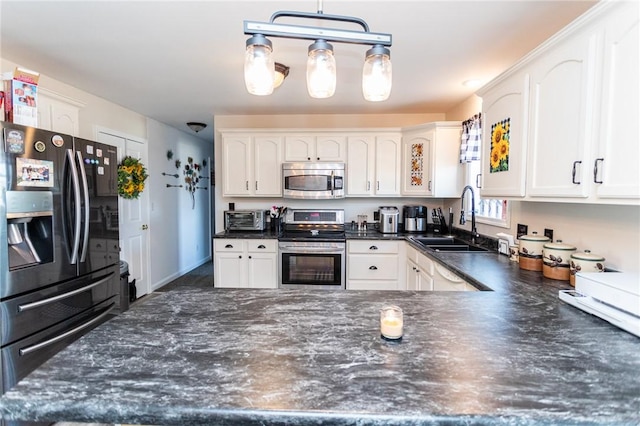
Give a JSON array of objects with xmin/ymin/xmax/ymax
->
[
  {"xmin": 369, "ymin": 265, "xmax": 378, "ymax": 270},
  {"xmin": 257, "ymin": 245, "xmax": 266, "ymax": 249},
  {"xmin": 225, "ymin": 244, "xmax": 234, "ymax": 248},
  {"xmin": 572, "ymin": 160, "xmax": 582, "ymax": 184},
  {"xmin": 593, "ymin": 158, "xmax": 604, "ymax": 184},
  {"xmin": 369, "ymin": 245, "xmax": 378, "ymax": 250}
]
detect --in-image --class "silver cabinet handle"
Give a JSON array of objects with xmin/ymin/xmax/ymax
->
[{"xmin": 19, "ymin": 303, "xmax": 115, "ymax": 356}]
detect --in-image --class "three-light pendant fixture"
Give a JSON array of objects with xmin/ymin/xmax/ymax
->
[{"xmin": 243, "ymin": 3, "xmax": 393, "ymax": 101}]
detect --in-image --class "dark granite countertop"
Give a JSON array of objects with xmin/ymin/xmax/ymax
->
[{"xmin": 2, "ymin": 239, "xmax": 639, "ymax": 425}]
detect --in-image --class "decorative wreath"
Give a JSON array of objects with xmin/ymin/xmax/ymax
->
[{"xmin": 117, "ymin": 156, "xmax": 149, "ymax": 199}]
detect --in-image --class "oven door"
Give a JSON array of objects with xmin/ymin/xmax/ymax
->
[{"xmin": 279, "ymin": 242, "xmax": 345, "ymax": 289}]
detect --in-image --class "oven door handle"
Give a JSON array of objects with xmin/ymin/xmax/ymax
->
[
  {"xmin": 18, "ymin": 303, "xmax": 115, "ymax": 356},
  {"xmin": 280, "ymin": 246, "xmax": 344, "ymax": 253}
]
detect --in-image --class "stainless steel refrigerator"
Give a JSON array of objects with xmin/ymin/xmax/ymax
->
[{"xmin": 0, "ymin": 121, "xmax": 120, "ymax": 394}]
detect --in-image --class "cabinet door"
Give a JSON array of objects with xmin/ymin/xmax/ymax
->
[
  {"xmin": 401, "ymin": 131, "xmax": 432, "ymax": 196},
  {"xmin": 595, "ymin": 3, "xmax": 640, "ymax": 201},
  {"xmin": 480, "ymin": 71, "xmax": 530, "ymax": 198},
  {"xmin": 254, "ymin": 136, "xmax": 283, "ymax": 196},
  {"xmin": 527, "ymin": 32, "xmax": 598, "ymax": 198},
  {"xmin": 284, "ymin": 136, "xmax": 315, "ymax": 162},
  {"xmin": 406, "ymin": 260, "xmax": 419, "ymax": 291},
  {"xmin": 346, "ymin": 136, "xmax": 375, "ymax": 196},
  {"xmin": 247, "ymin": 253, "xmax": 277, "ymax": 288},
  {"xmin": 316, "ymin": 136, "xmax": 346, "ymax": 161},
  {"xmin": 222, "ymin": 136, "xmax": 252, "ymax": 196},
  {"xmin": 214, "ymin": 252, "xmax": 246, "ymax": 288},
  {"xmin": 417, "ymin": 269, "xmax": 434, "ymax": 291},
  {"xmin": 375, "ymin": 135, "xmax": 401, "ymax": 195}
]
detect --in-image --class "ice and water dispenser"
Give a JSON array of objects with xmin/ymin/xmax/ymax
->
[{"xmin": 6, "ymin": 191, "xmax": 54, "ymax": 270}]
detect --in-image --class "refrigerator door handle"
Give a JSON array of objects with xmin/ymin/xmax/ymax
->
[
  {"xmin": 66, "ymin": 149, "xmax": 82, "ymax": 264},
  {"xmin": 18, "ymin": 303, "xmax": 115, "ymax": 356},
  {"xmin": 76, "ymin": 151, "xmax": 90, "ymax": 262},
  {"xmin": 17, "ymin": 273, "xmax": 114, "ymax": 312}
]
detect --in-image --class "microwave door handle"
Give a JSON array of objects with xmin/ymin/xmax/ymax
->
[{"xmin": 331, "ymin": 170, "xmax": 335, "ymax": 197}]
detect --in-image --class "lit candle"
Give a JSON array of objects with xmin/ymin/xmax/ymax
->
[{"xmin": 380, "ymin": 305, "xmax": 403, "ymax": 340}]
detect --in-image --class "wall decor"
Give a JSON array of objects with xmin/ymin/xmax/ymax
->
[
  {"xmin": 175, "ymin": 159, "xmax": 181, "ymax": 169},
  {"xmin": 166, "ymin": 184, "xmax": 183, "ymax": 188},
  {"xmin": 490, "ymin": 118, "xmax": 510, "ymax": 173},
  {"xmin": 184, "ymin": 156, "xmax": 201, "ymax": 209},
  {"xmin": 161, "ymin": 172, "xmax": 179, "ymax": 178},
  {"xmin": 117, "ymin": 156, "xmax": 148, "ymax": 200},
  {"xmin": 166, "ymin": 150, "xmax": 174, "ymax": 160}
]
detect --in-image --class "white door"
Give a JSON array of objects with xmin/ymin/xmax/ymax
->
[{"xmin": 97, "ymin": 129, "xmax": 151, "ymax": 298}]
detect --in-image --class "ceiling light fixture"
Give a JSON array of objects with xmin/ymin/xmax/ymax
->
[
  {"xmin": 244, "ymin": 2, "xmax": 392, "ymax": 101},
  {"xmin": 274, "ymin": 62, "xmax": 290, "ymax": 89},
  {"xmin": 187, "ymin": 122, "xmax": 207, "ymax": 133}
]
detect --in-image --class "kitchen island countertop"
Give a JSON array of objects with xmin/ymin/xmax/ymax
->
[{"xmin": 1, "ymin": 251, "xmax": 639, "ymax": 425}]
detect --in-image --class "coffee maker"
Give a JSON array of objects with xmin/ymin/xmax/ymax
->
[{"xmin": 403, "ymin": 205, "xmax": 427, "ymax": 233}]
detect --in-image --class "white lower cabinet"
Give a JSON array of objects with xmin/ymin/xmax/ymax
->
[
  {"xmin": 405, "ymin": 243, "xmax": 476, "ymax": 292},
  {"xmin": 214, "ymin": 239, "xmax": 277, "ymax": 288},
  {"xmin": 347, "ymin": 240, "xmax": 404, "ymax": 290}
]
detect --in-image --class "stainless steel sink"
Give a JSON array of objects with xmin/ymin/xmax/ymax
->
[{"xmin": 410, "ymin": 237, "xmax": 490, "ymax": 253}]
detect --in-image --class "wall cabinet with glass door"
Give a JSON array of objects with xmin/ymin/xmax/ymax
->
[
  {"xmin": 284, "ymin": 135, "xmax": 346, "ymax": 162},
  {"xmin": 401, "ymin": 122, "xmax": 462, "ymax": 197},
  {"xmin": 346, "ymin": 133, "xmax": 401, "ymax": 197},
  {"xmin": 221, "ymin": 134, "xmax": 283, "ymax": 197}
]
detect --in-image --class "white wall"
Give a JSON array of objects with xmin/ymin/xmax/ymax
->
[
  {"xmin": 2, "ymin": 57, "xmax": 213, "ymax": 289},
  {"xmin": 147, "ymin": 119, "xmax": 213, "ymax": 289}
]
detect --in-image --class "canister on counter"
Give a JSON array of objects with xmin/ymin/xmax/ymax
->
[
  {"xmin": 518, "ymin": 232, "xmax": 550, "ymax": 271},
  {"xmin": 542, "ymin": 240, "xmax": 577, "ymax": 281},
  {"xmin": 570, "ymin": 250, "xmax": 606, "ymax": 286},
  {"xmin": 509, "ymin": 244, "xmax": 519, "ymax": 262}
]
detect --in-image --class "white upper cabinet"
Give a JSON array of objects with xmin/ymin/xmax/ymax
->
[
  {"xmin": 476, "ymin": 1, "xmax": 639, "ymax": 205},
  {"xmin": 593, "ymin": 2, "xmax": 639, "ymax": 201},
  {"xmin": 221, "ymin": 134, "xmax": 282, "ymax": 197},
  {"xmin": 37, "ymin": 89, "xmax": 82, "ymax": 136},
  {"xmin": 477, "ymin": 71, "xmax": 530, "ymax": 198},
  {"xmin": 526, "ymin": 28, "xmax": 598, "ymax": 199},
  {"xmin": 284, "ymin": 135, "xmax": 346, "ymax": 162},
  {"xmin": 347, "ymin": 134, "xmax": 401, "ymax": 197},
  {"xmin": 401, "ymin": 122, "xmax": 462, "ymax": 197}
]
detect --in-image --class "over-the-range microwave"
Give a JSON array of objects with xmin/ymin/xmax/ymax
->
[{"xmin": 282, "ymin": 162, "xmax": 345, "ymax": 199}]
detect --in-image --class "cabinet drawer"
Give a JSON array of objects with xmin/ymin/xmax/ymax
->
[
  {"xmin": 348, "ymin": 240, "xmax": 399, "ymax": 254},
  {"xmin": 246, "ymin": 239, "xmax": 277, "ymax": 253},
  {"xmin": 214, "ymin": 239, "xmax": 244, "ymax": 252},
  {"xmin": 348, "ymin": 255, "xmax": 399, "ymax": 280}
]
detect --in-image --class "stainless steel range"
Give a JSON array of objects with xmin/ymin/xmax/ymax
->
[{"xmin": 278, "ymin": 209, "xmax": 345, "ymax": 290}]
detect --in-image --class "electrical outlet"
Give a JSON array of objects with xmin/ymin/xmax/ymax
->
[
  {"xmin": 517, "ymin": 223, "xmax": 528, "ymax": 239},
  {"xmin": 544, "ymin": 228, "xmax": 554, "ymax": 241}
]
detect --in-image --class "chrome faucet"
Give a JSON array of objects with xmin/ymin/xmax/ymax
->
[{"xmin": 460, "ymin": 185, "xmax": 479, "ymax": 242}]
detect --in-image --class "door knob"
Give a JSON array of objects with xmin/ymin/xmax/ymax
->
[{"xmin": 142, "ymin": 224, "xmax": 149, "ymax": 230}]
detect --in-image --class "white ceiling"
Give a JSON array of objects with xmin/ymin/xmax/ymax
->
[{"xmin": 0, "ymin": 0, "xmax": 597, "ymax": 142}]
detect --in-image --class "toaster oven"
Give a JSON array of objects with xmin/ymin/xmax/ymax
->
[{"xmin": 224, "ymin": 210, "xmax": 266, "ymax": 231}]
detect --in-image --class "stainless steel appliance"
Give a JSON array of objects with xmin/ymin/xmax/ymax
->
[
  {"xmin": 0, "ymin": 122, "xmax": 119, "ymax": 395},
  {"xmin": 282, "ymin": 162, "xmax": 345, "ymax": 199},
  {"xmin": 403, "ymin": 205, "xmax": 427, "ymax": 232},
  {"xmin": 379, "ymin": 206, "xmax": 399, "ymax": 233},
  {"xmin": 224, "ymin": 209, "xmax": 266, "ymax": 231},
  {"xmin": 278, "ymin": 209, "xmax": 345, "ymax": 289}
]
